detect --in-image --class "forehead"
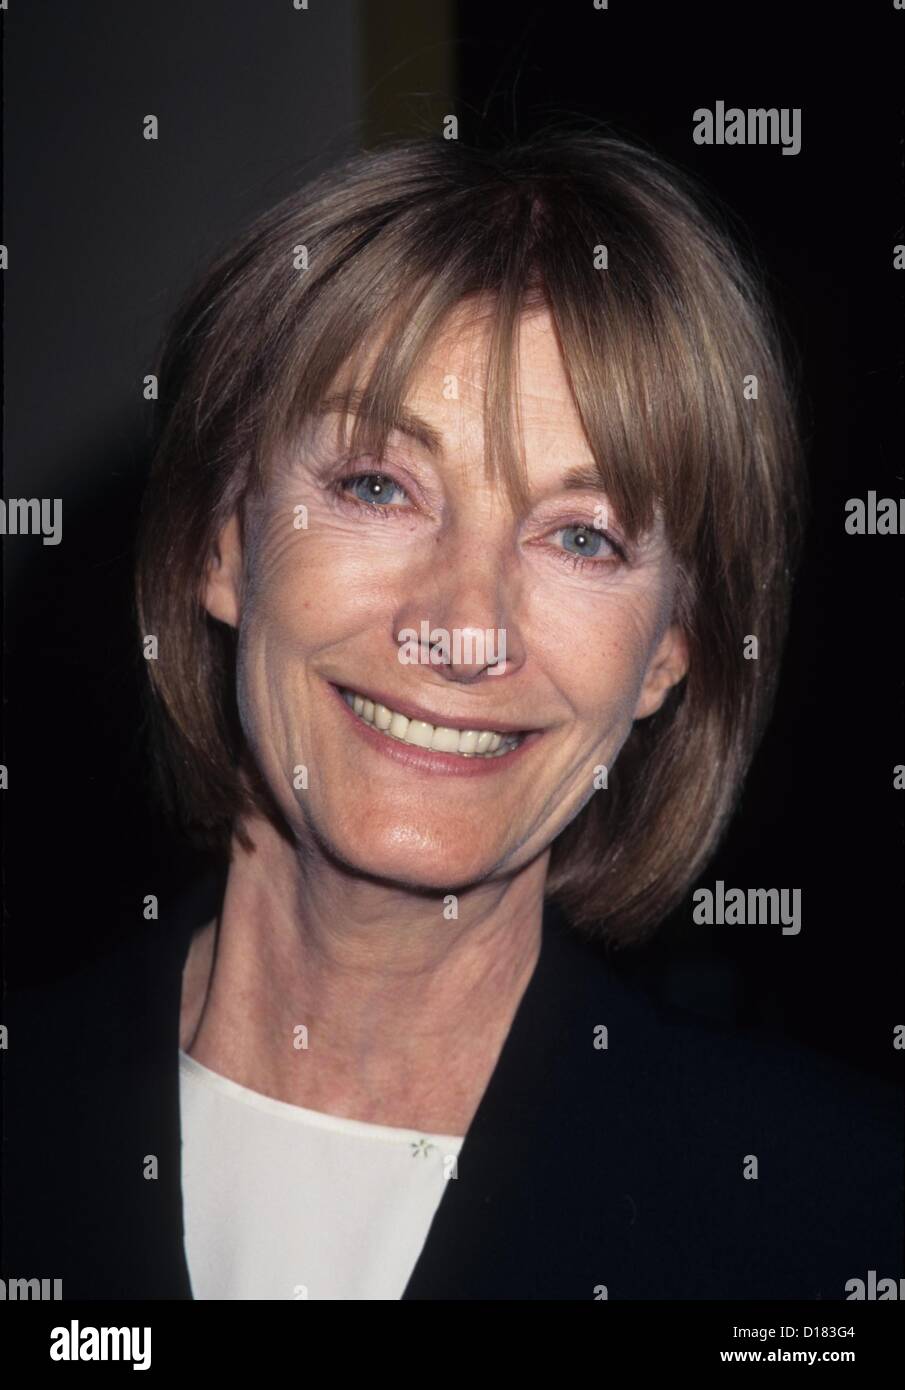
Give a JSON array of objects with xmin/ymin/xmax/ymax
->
[
  {"xmin": 329, "ymin": 300, "xmax": 594, "ymax": 474},
  {"xmin": 420, "ymin": 305, "xmax": 586, "ymax": 451}
]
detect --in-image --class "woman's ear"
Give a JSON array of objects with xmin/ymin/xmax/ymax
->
[
  {"xmin": 202, "ymin": 513, "xmax": 243, "ymax": 628},
  {"xmin": 633, "ymin": 623, "xmax": 689, "ymax": 720}
]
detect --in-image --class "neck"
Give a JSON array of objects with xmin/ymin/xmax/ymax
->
[{"xmin": 181, "ymin": 814, "xmax": 549, "ymax": 1135}]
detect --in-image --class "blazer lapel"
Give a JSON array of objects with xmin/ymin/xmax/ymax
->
[{"xmin": 401, "ymin": 902, "xmax": 618, "ymax": 1299}]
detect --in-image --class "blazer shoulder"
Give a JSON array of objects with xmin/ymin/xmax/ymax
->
[{"xmin": 544, "ymin": 912, "xmax": 903, "ymax": 1211}]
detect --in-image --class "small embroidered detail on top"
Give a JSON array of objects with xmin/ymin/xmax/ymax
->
[{"xmin": 410, "ymin": 1138, "xmax": 436, "ymax": 1158}]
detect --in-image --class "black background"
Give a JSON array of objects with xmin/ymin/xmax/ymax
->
[{"xmin": 2, "ymin": 1, "xmax": 903, "ymax": 1082}]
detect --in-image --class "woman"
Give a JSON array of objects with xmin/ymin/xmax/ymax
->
[{"xmin": 6, "ymin": 133, "xmax": 900, "ymax": 1301}]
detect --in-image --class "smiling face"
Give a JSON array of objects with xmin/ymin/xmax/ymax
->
[{"xmin": 203, "ymin": 304, "xmax": 689, "ymax": 891}]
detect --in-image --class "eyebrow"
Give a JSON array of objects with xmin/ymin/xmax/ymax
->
[
  {"xmin": 316, "ymin": 390, "xmax": 445, "ymax": 458},
  {"xmin": 558, "ymin": 463, "xmax": 610, "ymax": 496}
]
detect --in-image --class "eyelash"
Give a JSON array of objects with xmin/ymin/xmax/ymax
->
[{"xmin": 329, "ymin": 469, "xmax": 627, "ymax": 570}]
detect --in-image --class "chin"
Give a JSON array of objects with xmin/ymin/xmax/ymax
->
[{"xmin": 322, "ymin": 816, "xmax": 503, "ymax": 895}]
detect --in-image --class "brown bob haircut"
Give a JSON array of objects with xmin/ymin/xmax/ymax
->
[{"xmin": 136, "ymin": 131, "xmax": 807, "ymax": 944}]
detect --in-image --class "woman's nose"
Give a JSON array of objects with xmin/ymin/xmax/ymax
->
[
  {"xmin": 409, "ymin": 623, "xmax": 508, "ymax": 680},
  {"xmin": 393, "ymin": 536, "xmax": 524, "ymax": 682}
]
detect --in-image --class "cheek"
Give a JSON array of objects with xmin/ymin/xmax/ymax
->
[
  {"xmin": 243, "ymin": 509, "xmax": 369, "ymax": 658},
  {"xmin": 532, "ymin": 581, "xmax": 665, "ymax": 734},
  {"xmin": 249, "ymin": 503, "xmax": 415, "ymax": 638},
  {"xmin": 234, "ymin": 513, "xmax": 412, "ymax": 762}
]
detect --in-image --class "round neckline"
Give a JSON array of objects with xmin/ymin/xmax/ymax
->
[{"xmin": 179, "ymin": 1048, "xmax": 465, "ymax": 1146}]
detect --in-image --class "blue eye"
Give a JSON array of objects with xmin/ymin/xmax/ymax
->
[
  {"xmin": 559, "ymin": 523, "xmax": 611, "ymax": 558},
  {"xmin": 344, "ymin": 473, "xmax": 405, "ymax": 506}
]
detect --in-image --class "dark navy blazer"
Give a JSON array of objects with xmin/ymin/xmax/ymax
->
[{"xmin": 3, "ymin": 871, "xmax": 902, "ymax": 1300}]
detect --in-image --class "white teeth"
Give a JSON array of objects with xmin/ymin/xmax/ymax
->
[
  {"xmin": 431, "ymin": 726, "xmax": 460, "ymax": 753},
  {"xmin": 389, "ymin": 711, "xmax": 409, "ymax": 739},
  {"xmin": 341, "ymin": 689, "xmax": 522, "ymax": 758},
  {"xmin": 406, "ymin": 719, "xmax": 433, "ymax": 749}
]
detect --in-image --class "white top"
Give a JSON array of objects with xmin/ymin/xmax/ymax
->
[{"xmin": 178, "ymin": 1050, "xmax": 464, "ymax": 1301}]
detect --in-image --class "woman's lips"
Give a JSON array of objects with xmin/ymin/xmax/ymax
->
[{"xmin": 328, "ymin": 682, "xmax": 541, "ymax": 776}]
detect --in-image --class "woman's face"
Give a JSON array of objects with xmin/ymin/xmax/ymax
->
[{"xmin": 205, "ymin": 306, "xmax": 688, "ymax": 890}]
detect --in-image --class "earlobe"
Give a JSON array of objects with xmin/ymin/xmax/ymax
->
[
  {"xmin": 202, "ymin": 514, "xmax": 243, "ymax": 628},
  {"xmin": 633, "ymin": 625, "xmax": 689, "ymax": 720}
]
